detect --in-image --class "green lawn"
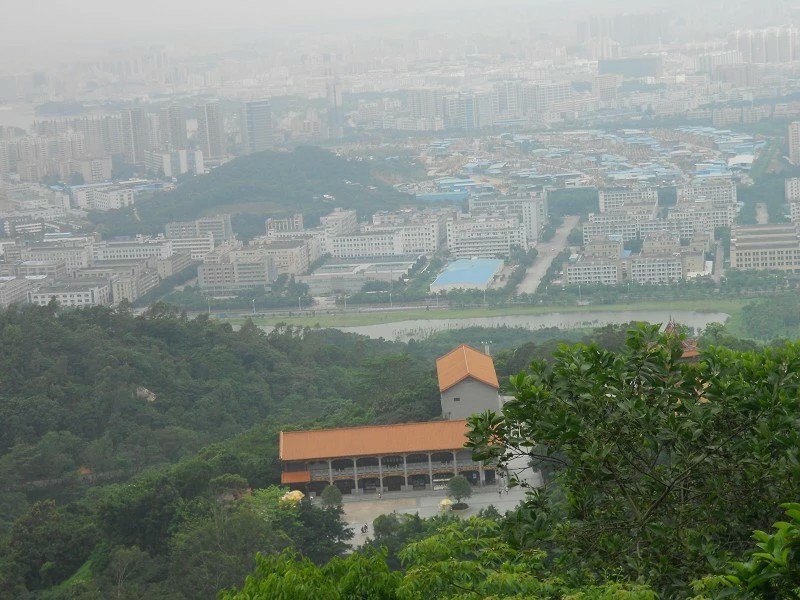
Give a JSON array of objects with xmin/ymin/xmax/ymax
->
[{"xmin": 224, "ymin": 299, "xmax": 746, "ymax": 328}]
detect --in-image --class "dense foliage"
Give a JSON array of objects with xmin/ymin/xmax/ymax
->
[
  {"xmin": 1, "ymin": 309, "xmax": 797, "ymax": 599},
  {"xmin": 89, "ymin": 146, "xmax": 417, "ymax": 239},
  {"xmin": 0, "ymin": 304, "xmax": 444, "ymax": 597},
  {"xmin": 468, "ymin": 325, "xmax": 800, "ymax": 596}
]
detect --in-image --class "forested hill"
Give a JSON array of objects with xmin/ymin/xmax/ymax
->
[
  {"xmin": 89, "ymin": 146, "xmax": 417, "ymax": 239},
  {"xmin": 0, "ymin": 304, "xmax": 438, "ymax": 513}
]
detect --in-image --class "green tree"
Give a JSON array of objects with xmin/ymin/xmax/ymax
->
[
  {"xmin": 7, "ymin": 500, "xmax": 97, "ymax": 590},
  {"xmin": 447, "ymin": 475, "xmax": 472, "ymax": 507},
  {"xmin": 320, "ymin": 485, "xmax": 343, "ymax": 508},
  {"xmin": 467, "ymin": 324, "xmax": 800, "ymax": 595},
  {"xmin": 694, "ymin": 503, "xmax": 800, "ymax": 599},
  {"xmin": 219, "ymin": 549, "xmax": 401, "ymax": 600}
]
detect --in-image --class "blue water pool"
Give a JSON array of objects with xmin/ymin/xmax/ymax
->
[{"xmin": 431, "ymin": 259, "xmax": 504, "ymax": 289}]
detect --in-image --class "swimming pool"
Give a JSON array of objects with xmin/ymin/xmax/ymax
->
[{"xmin": 430, "ymin": 258, "xmax": 504, "ymax": 292}]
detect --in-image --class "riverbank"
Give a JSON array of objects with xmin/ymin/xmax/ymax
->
[{"xmin": 223, "ymin": 298, "xmax": 746, "ymax": 329}]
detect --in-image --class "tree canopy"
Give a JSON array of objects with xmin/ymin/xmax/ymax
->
[{"xmin": 467, "ymin": 324, "xmax": 800, "ymax": 596}]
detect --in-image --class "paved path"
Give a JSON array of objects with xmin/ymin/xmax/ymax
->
[
  {"xmin": 342, "ymin": 469, "xmax": 544, "ymax": 547},
  {"xmin": 517, "ymin": 215, "xmax": 580, "ymax": 295}
]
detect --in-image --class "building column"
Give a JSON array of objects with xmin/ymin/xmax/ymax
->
[
  {"xmin": 478, "ymin": 463, "xmax": 485, "ymax": 487},
  {"xmin": 377, "ymin": 456, "xmax": 383, "ymax": 493},
  {"xmin": 352, "ymin": 457, "xmax": 359, "ymax": 495},
  {"xmin": 452, "ymin": 450, "xmax": 458, "ymax": 475},
  {"xmin": 328, "ymin": 459, "xmax": 333, "ymax": 485},
  {"xmin": 427, "ymin": 452, "xmax": 434, "ymax": 490},
  {"xmin": 402, "ymin": 454, "xmax": 409, "ymax": 490}
]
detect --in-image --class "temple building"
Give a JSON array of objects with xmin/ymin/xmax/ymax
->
[{"xmin": 279, "ymin": 344, "xmax": 502, "ymax": 495}]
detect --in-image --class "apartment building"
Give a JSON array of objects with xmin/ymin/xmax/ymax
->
[
  {"xmin": 677, "ymin": 178, "xmax": 737, "ymax": 205},
  {"xmin": 156, "ymin": 253, "xmax": 194, "ymax": 278},
  {"xmin": 92, "ymin": 239, "xmax": 172, "ymax": 261},
  {"xmin": 730, "ymin": 224, "xmax": 800, "ymax": 272},
  {"xmin": 598, "ymin": 187, "xmax": 658, "ymax": 212},
  {"xmin": 583, "ymin": 203, "xmax": 660, "ymax": 243},
  {"xmin": 584, "ymin": 236, "xmax": 624, "ymax": 259},
  {"xmin": 16, "ymin": 260, "xmax": 67, "ymax": 279},
  {"xmin": 253, "ymin": 240, "xmax": 310, "ymax": 275},
  {"xmin": 21, "ymin": 244, "xmax": 92, "ymax": 275},
  {"xmin": 266, "ymin": 214, "xmax": 304, "ymax": 233},
  {"xmin": 198, "ymin": 247, "xmax": 276, "ymax": 293},
  {"xmin": 0, "ymin": 277, "xmax": 30, "ymax": 308},
  {"xmin": 330, "ymin": 230, "xmax": 404, "ymax": 259},
  {"xmin": 262, "ymin": 230, "xmax": 324, "ymax": 265},
  {"xmin": 467, "ymin": 195, "xmax": 547, "ymax": 243},
  {"xmin": 628, "ymin": 255, "xmax": 684, "ymax": 283},
  {"xmin": 786, "ymin": 177, "xmax": 800, "ymax": 202},
  {"xmin": 165, "ymin": 214, "xmax": 233, "ymax": 244},
  {"xmin": 565, "ymin": 257, "xmax": 622, "ymax": 285},
  {"xmin": 71, "ymin": 184, "xmax": 135, "ymax": 211},
  {"xmin": 446, "ymin": 216, "xmax": 527, "ymax": 259},
  {"xmin": 167, "ymin": 234, "xmax": 215, "ymax": 259},
  {"xmin": 321, "ymin": 208, "xmax": 358, "ymax": 253}
]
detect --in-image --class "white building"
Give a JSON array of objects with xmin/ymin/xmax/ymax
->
[
  {"xmin": 252, "ymin": 240, "xmax": 311, "ymax": 275},
  {"xmin": 0, "ymin": 277, "xmax": 30, "ymax": 308},
  {"xmin": 21, "ymin": 244, "xmax": 92, "ymax": 275},
  {"xmin": 29, "ymin": 279, "xmax": 111, "ymax": 307},
  {"xmin": 790, "ymin": 121, "xmax": 800, "ymax": 165},
  {"xmin": 198, "ymin": 247, "xmax": 276, "ymax": 293},
  {"xmin": 92, "ymin": 239, "xmax": 172, "ymax": 262},
  {"xmin": 330, "ymin": 230, "xmax": 404, "ymax": 259},
  {"xmin": 71, "ymin": 184, "xmax": 135, "ymax": 211},
  {"xmin": 565, "ymin": 257, "xmax": 622, "ymax": 285},
  {"xmin": 629, "ymin": 256, "xmax": 684, "ymax": 283},
  {"xmin": 321, "ymin": 208, "xmax": 358, "ymax": 253},
  {"xmin": 468, "ymin": 196, "xmax": 547, "ymax": 244},
  {"xmin": 165, "ymin": 214, "xmax": 233, "ymax": 244},
  {"xmin": 598, "ymin": 187, "xmax": 658, "ymax": 213},
  {"xmin": 167, "ymin": 234, "xmax": 215, "ymax": 259},
  {"xmin": 786, "ymin": 178, "xmax": 800, "ymax": 202}
]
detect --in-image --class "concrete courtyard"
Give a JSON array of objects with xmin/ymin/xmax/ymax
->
[{"xmin": 342, "ymin": 468, "xmax": 543, "ymax": 547}]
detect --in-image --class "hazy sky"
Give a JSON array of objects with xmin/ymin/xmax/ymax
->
[
  {"xmin": 0, "ymin": 0, "xmax": 785, "ymax": 69},
  {"xmin": 3, "ymin": 0, "xmax": 547, "ymax": 42}
]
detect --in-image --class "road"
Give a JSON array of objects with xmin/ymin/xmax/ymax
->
[{"xmin": 516, "ymin": 215, "xmax": 580, "ymax": 295}]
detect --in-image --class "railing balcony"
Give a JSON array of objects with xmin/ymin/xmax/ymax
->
[{"xmin": 309, "ymin": 460, "xmax": 487, "ymax": 481}]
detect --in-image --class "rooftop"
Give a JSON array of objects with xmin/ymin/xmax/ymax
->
[
  {"xmin": 279, "ymin": 420, "xmax": 470, "ymax": 461},
  {"xmin": 436, "ymin": 344, "xmax": 499, "ymax": 393}
]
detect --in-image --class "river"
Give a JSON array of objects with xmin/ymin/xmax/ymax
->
[{"xmin": 288, "ymin": 309, "xmax": 730, "ymax": 342}]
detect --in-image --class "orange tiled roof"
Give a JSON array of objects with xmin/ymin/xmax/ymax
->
[
  {"xmin": 279, "ymin": 420, "xmax": 469, "ymax": 461},
  {"xmin": 436, "ymin": 344, "xmax": 499, "ymax": 392},
  {"xmin": 281, "ymin": 470, "xmax": 311, "ymax": 484}
]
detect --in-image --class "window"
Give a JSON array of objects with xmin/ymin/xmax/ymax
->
[{"xmin": 453, "ymin": 397, "xmax": 460, "ymax": 402}]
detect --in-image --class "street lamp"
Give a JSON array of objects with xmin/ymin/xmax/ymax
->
[{"xmin": 252, "ymin": 298, "xmax": 256, "ymax": 315}]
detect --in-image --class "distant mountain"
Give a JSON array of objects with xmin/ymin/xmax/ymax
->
[{"xmin": 90, "ymin": 146, "xmax": 417, "ymax": 239}]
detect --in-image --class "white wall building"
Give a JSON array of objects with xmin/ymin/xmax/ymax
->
[
  {"xmin": 446, "ymin": 216, "xmax": 527, "ymax": 259},
  {"xmin": 29, "ymin": 279, "xmax": 111, "ymax": 307},
  {"xmin": 598, "ymin": 187, "xmax": 658, "ymax": 212},
  {"xmin": 330, "ymin": 230, "xmax": 404, "ymax": 259}
]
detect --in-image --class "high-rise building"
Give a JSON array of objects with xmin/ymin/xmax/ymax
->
[
  {"xmin": 160, "ymin": 105, "xmax": 188, "ymax": 150},
  {"xmin": 196, "ymin": 101, "xmax": 224, "ymax": 159},
  {"xmin": 789, "ymin": 122, "xmax": 800, "ymax": 165},
  {"xmin": 242, "ymin": 100, "xmax": 272, "ymax": 154},
  {"xmin": 326, "ymin": 81, "xmax": 344, "ymax": 138},
  {"xmin": 121, "ymin": 107, "xmax": 149, "ymax": 165},
  {"xmin": 408, "ymin": 89, "xmax": 444, "ymax": 120}
]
